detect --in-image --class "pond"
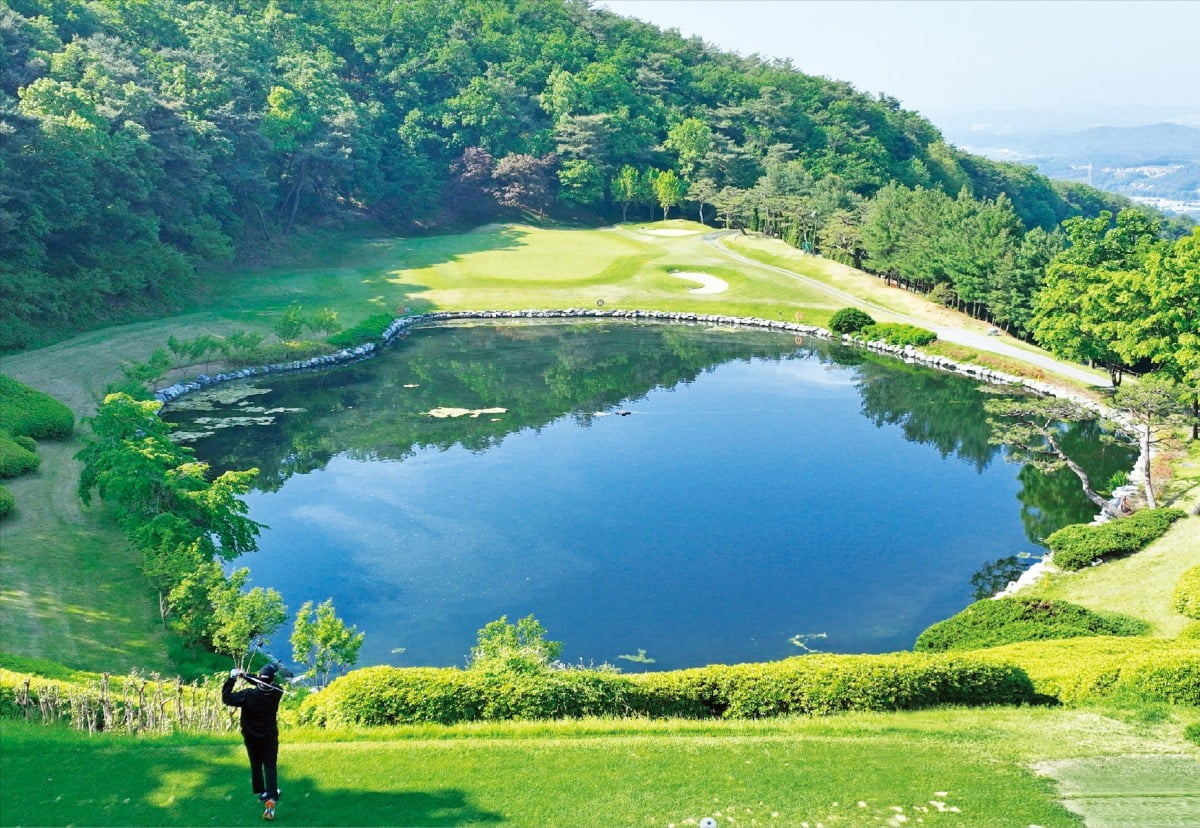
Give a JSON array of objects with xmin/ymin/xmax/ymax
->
[{"xmin": 165, "ymin": 321, "xmax": 1133, "ymax": 671}]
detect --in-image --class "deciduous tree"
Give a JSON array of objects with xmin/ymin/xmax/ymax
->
[{"xmin": 291, "ymin": 599, "xmax": 365, "ymax": 689}]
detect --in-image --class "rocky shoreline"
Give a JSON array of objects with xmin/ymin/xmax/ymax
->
[{"xmin": 155, "ymin": 308, "xmax": 1149, "ymax": 594}]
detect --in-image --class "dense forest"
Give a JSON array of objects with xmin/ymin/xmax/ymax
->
[{"xmin": 1, "ymin": 0, "xmax": 1169, "ymax": 351}]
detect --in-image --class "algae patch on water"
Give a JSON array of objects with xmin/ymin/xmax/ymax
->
[{"xmin": 427, "ymin": 407, "xmax": 507, "ymax": 418}]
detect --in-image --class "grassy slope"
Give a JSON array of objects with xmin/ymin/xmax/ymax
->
[
  {"xmin": 1029, "ymin": 515, "xmax": 1200, "ymax": 637},
  {"xmin": 2, "ymin": 221, "xmax": 1197, "ymax": 827}
]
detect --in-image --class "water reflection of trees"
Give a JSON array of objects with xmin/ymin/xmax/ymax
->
[
  {"xmin": 969, "ymin": 555, "xmax": 1029, "ymax": 600},
  {"xmin": 852, "ymin": 359, "xmax": 1000, "ymax": 471},
  {"xmin": 1015, "ymin": 419, "xmax": 1135, "ymax": 543},
  {"xmin": 170, "ymin": 323, "xmax": 798, "ymax": 491},
  {"xmin": 170, "ymin": 322, "xmax": 1135, "ymax": 534},
  {"xmin": 831, "ymin": 348, "xmax": 1135, "ymax": 546}
]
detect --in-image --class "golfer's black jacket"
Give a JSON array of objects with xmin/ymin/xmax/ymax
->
[{"xmin": 222, "ymin": 676, "xmax": 282, "ymax": 738}]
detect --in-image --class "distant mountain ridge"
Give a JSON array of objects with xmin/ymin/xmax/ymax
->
[
  {"xmin": 1012, "ymin": 123, "xmax": 1200, "ymax": 164},
  {"xmin": 959, "ymin": 123, "xmax": 1200, "ymax": 215}
]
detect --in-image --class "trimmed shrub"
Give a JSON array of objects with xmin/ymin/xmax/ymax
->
[
  {"xmin": 1046, "ymin": 509, "xmax": 1187, "ymax": 570},
  {"xmin": 0, "ymin": 375, "xmax": 74, "ymax": 439},
  {"xmin": 666, "ymin": 654, "xmax": 1034, "ymax": 718},
  {"xmin": 300, "ymin": 654, "xmax": 1035, "ymax": 726},
  {"xmin": 914, "ymin": 597, "xmax": 1149, "ymax": 652},
  {"xmin": 0, "ymin": 484, "xmax": 13, "ymax": 519},
  {"xmin": 1180, "ymin": 621, "xmax": 1200, "ymax": 641},
  {"xmin": 828, "ymin": 307, "xmax": 875, "ymax": 334},
  {"xmin": 476, "ymin": 669, "xmax": 635, "ymax": 720},
  {"xmin": 975, "ymin": 637, "xmax": 1200, "ymax": 706},
  {"xmin": 860, "ymin": 323, "xmax": 937, "ymax": 346},
  {"xmin": 1173, "ymin": 565, "xmax": 1200, "ymax": 620},
  {"xmin": 0, "ymin": 432, "xmax": 40, "ymax": 478},
  {"xmin": 299, "ymin": 667, "xmax": 483, "ymax": 726},
  {"xmin": 1126, "ymin": 659, "xmax": 1200, "ymax": 706},
  {"xmin": 1185, "ymin": 721, "xmax": 1200, "ymax": 746}
]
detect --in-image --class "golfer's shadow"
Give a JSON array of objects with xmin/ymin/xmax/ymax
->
[{"xmin": 282, "ymin": 780, "xmax": 503, "ymax": 826}]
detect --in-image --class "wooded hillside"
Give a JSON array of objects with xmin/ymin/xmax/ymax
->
[{"xmin": 1, "ymin": 0, "xmax": 1135, "ymax": 350}]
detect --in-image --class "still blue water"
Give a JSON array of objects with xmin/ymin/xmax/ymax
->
[{"xmin": 168, "ymin": 322, "xmax": 1128, "ymax": 671}]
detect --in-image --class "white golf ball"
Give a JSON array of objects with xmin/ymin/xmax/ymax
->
[{"xmin": 699, "ymin": 819, "xmax": 718, "ymax": 828}]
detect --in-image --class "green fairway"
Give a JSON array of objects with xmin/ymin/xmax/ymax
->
[{"xmin": 11, "ymin": 707, "xmax": 1195, "ymax": 828}]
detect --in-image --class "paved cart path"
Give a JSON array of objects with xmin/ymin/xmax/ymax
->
[{"xmin": 703, "ymin": 231, "xmax": 1110, "ymax": 388}]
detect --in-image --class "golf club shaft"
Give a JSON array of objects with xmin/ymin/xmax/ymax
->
[{"xmin": 236, "ymin": 671, "xmax": 287, "ymax": 695}]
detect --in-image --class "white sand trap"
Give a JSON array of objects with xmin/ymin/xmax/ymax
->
[
  {"xmin": 642, "ymin": 228, "xmax": 699, "ymax": 236},
  {"xmin": 671, "ymin": 271, "xmax": 728, "ymax": 294}
]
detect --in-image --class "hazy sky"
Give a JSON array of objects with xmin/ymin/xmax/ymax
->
[{"xmin": 600, "ymin": 1, "xmax": 1200, "ymax": 131}]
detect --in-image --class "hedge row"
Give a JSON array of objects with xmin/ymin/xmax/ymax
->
[
  {"xmin": 298, "ymin": 654, "xmax": 1035, "ymax": 727},
  {"xmin": 914, "ymin": 597, "xmax": 1149, "ymax": 652},
  {"xmin": 1174, "ymin": 566, "xmax": 1200, "ymax": 621},
  {"xmin": 0, "ymin": 375, "xmax": 75, "ymax": 439},
  {"xmin": 975, "ymin": 637, "xmax": 1200, "ymax": 706},
  {"xmin": 1045, "ymin": 509, "xmax": 1187, "ymax": 570}
]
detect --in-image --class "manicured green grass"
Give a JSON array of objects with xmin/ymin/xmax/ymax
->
[{"xmin": 13, "ymin": 707, "xmax": 1190, "ymax": 827}]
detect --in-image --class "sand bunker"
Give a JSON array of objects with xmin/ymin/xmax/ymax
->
[{"xmin": 671, "ymin": 271, "xmax": 729, "ymax": 294}]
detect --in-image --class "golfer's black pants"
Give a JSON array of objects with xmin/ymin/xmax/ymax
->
[{"xmin": 242, "ymin": 732, "xmax": 279, "ymax": 797}]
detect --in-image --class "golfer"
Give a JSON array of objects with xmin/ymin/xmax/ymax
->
[{"xmin": 222, "ymin": 664, "xmax": 284, "ymax": 819}]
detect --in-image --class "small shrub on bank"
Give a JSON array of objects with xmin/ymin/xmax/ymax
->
[
  {"xmin": 1046, "ymin": 509, "xmax": 1187, "ymax": 570},
  {"xmin": 327, "ymin": 313, "xmax": 397, "ymax": 348},
  {"xmin": 0, "ymin": 375, "xmax": 75, "ymax": 439},
  {"xmin": 1173, "ymin": 565, "xmax": 1200, "ymax": 620},
  {"xmin": 0, "ymin": 484, "xmax": 14, "ymax": 519},
  {"xmin": 914, "ymin": 597, "xmax": 1149, "ymax": 652},
  {"xmin": 224, "ymin": 340, "xmax": 333, "ymax": 367},
  {"xmin": 828, "ymin": 307, "xmax": 875, "ymax": 334},
  {"xmin": 860, "ymin": 323, "xmax": 937, "ymax": 346}
]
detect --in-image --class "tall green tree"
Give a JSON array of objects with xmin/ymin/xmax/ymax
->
[
  {"xmin": 611, "ymin": 164, "xmax": 642, "ymax": 222},
  {"xmin": 1111, "ymin": 374, "xmax": 1189, "ymax": 508},
  {"xmin": 1107, "ymin": 228, "xmax": 1200, "ymax": 437},
  {"xmin": 1030, "ymin": 210, "xmax": 1163, "ymax": 386},
  {"xmin": 291, "ymin": 598, "xmax": 365, "ymax": 689},
  {"xmin": 211, "ymin": 576, "xmax": 288, "ymax": 671},
  {"xmin": 664, "ymin": 116, "xmax": 712, "ymax": 183},
  {"xmin": 652, "ymin": 168, "xmax": 685, "ymax": 220}
]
